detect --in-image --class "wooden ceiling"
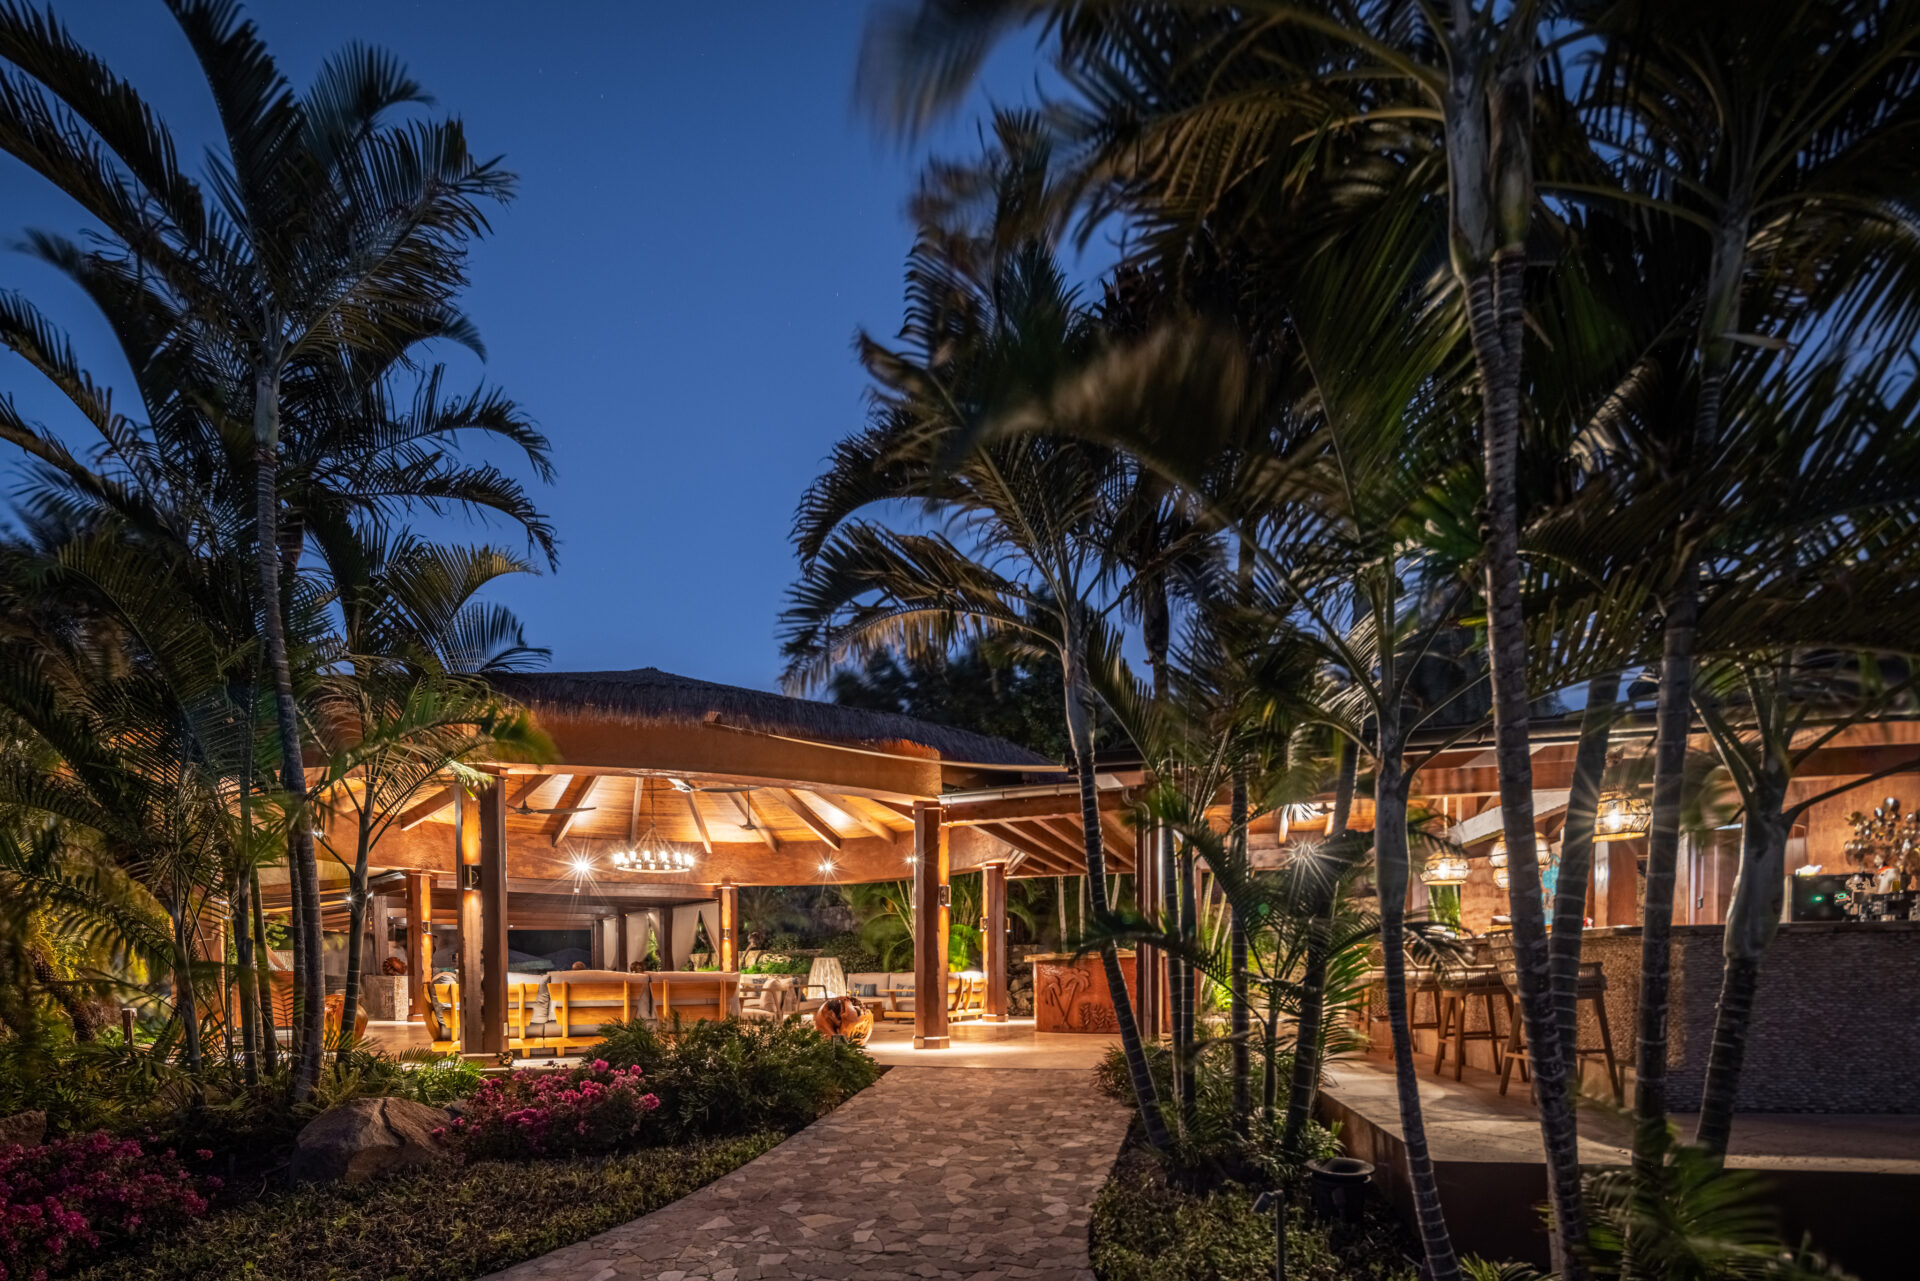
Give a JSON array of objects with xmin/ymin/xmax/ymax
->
[{"xmin": 400, "ymin": 773, "xmax": 916, "ymax": 855}]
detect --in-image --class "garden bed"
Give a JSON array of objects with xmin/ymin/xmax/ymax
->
[
  {"xmin": 1091, "ymin": 1129, "xmax": 1423, "ymax": 1281},
  {"xmin": 76, "ymin": 1132, "xmax": 782, "ymax": 1281}
]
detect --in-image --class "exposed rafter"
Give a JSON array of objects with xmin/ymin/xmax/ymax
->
[
  {"xmin": 830, "ymin": 794, "xmax": 897, "ymax": 841},
  {"xmin": 628, "ymin": 777, "xmax": 643, "ymax": 842},
  {"xmin": 550, "ymin": 775, "xmax": 603, "ymax": 846},
  {"xmin": 683, "ymin": 788, "xmax": 714, "ymax": 854},
  {"xmin": 982, "ymin": 822, "xmax": 1076, "ymax": 874},
  {"xmin": 397, "ymin": 786, "xmax": 456, "ymax": 830},
  {"xmin": 782, "ymin": 789, "xmax": 843, "ymax": 851}
]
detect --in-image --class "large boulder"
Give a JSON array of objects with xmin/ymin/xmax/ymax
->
[
  {"xmin": 289, "ymin": 1096, "xmax": 451, "ymax": 1186},
  {"xmin": 0, "ymin": 1109, "xmax": 46, "ymax": 1150}
]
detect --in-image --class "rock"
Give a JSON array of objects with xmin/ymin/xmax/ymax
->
[
  {"xmin": 0, "ymin": 1109, "xmax": 46, "ymax": 1150},
  {"xmin": 289, "ymin": 1096, "xmax": 451, "ymax": 1186}
]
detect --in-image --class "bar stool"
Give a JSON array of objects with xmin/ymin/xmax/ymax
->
[
  {"xmin": 1432, "ymin": 967, "xmax": 1508, "ymax": 1080},
  {"xmin": 1487, "ymin": 935, "xmax": 1623, "ymax": 1104}
]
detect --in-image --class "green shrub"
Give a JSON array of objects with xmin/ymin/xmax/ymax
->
[
  {"xmin": 587, "ymin": 1016, "xmax": 880, "ymax": 1143},
  {"xmin": 742, "ymin": 954, "xmax": 811, "ymax": 975},
  {"xmin": 76, "ymin": 1133, "xmax": 781, "ymax": 1281},
  {"xmin": 818, "ymin": 931, "xmax": 882, "ymax": 974},
  {"xmin": 1092, "ymin": 1143, "xmax": 1418, "ymax": 1281},
  {"xmin": 1097, "ymin": 1044, "xmax": 1340, "ymax": 1180}
]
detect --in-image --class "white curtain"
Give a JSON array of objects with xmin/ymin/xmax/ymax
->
[{"xmin": 670, "ymin": 901, "xmax": 721, "ymax": 966}]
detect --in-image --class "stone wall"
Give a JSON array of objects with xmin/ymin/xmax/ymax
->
[{"xmin": 1581, "ymin": 922, "xmax": 1920, "ymax": 1113}]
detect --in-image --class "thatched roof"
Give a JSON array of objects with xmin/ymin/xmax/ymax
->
[{"xmin": 491, "ymin": 667, "xmax": 1053, "ymax": 769}]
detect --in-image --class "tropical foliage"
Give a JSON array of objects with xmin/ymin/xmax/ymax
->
[
  {"xmin": 0, "ymin": 0, "xmax": 552, "ymax": 1111},
  {"xmin": 788, "ymin": 3, "xmax": 1920, "ymax": 1278}
]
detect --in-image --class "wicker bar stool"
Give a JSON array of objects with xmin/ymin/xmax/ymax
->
[
  {"xmin": 1487, "ymin": 933, "xmax": 1624, "ymax": 1103},
  {"xmin": 1432, "ymin": 967, "xmax": 1509, "ymax": 1080}
]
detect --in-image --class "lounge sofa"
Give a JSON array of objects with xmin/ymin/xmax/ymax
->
[
  {"xmin": 845, "ymin": 971, "xmax": 988, "ymax": 1021},
  {"xmin": 427, "ymin": 970, "xmax": 742, "ymax": 1056}
]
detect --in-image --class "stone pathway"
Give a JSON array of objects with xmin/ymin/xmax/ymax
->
[{"xmin": 484, "ymin": 1067, "xmax": 1127, "ymax": 1281}]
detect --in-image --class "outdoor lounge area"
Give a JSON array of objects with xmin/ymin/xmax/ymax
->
[{"xmin": 8, "ymin": 4, "xmax": 1920, "ymax": 1281}]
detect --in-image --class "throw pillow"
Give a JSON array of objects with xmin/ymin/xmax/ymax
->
[{"xmin": 856, "ymin": 982, "xmax": 878, "ymax": 998}]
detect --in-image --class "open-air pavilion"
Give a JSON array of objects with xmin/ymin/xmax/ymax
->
[{"xmin": 278, "ymin": 667, "xmax": 1104, "ymax": 1057}]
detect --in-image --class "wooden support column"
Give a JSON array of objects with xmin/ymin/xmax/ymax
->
[
  {"xmin": 982, "ymin": 861, "xmax": 1008, "ymax": 1022},
  {"xmin": 370, "ymin": 894, "xmax": 395, "ymax": 975},
  {"xmin": 478, "ymin": 780, "xmax": 510, "ymax": 1057},
  {"xmin": 406, "ymin": 871, "xmax": 431, "ymax": 1020},
  {"xmin": 913, "ymin": 800, "xmax": 950, "ymax": 1049},
  {"xmin": 454, "ymin": 789, "xmax": 483, "ymax": 1051},
  {"xmin": 717, "ymin": 881, "xmax": 739, "ymax": 972}
]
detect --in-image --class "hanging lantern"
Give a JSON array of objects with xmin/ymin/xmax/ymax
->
[
  {"xmin": 1594, "ymin": 789, "xmax": 1652, "ymax": 843},
  {"xmin": 1421, "ymin": 854, "xmax": 1470, "ymax": 886},
  {"xmin": 1494, "ymin": 867, "xmax": 1511, "ymax": 891},
  {"xmin": 1489, "ymin": 840, "xmax": 1508, "ymax": 870},
  {"xmin": 609, "ymin": 824, "xmax": 699, "ymax": 874}
]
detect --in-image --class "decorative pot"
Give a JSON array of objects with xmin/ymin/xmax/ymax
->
[{"xmin": 1305, "ymin": 1157, "xmax": 1373, "ymax": 1225}]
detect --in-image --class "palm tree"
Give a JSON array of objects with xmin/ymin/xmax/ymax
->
[
  {"xmin": 784, "ymin": 229, "xmax": 1177, "ymax": 1146},
  {"xmin": 313, "ymin": 532, "xmax": 551, "ymax": 1053},
  {"xmin": 1562, "ymin": 4, "xmax": 1920, "ymax": 1208},
  {"xmin": 0, "ymin": 0, "xmax": 548, "ymax": 1097}
]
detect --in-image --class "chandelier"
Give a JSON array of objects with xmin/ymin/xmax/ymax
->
[
  {"xmin": 1421, "ymin": 854, "xmax": 1469, "ymax": 886},
  {"xmin": 610, "ymin": 825, "xmax": 698, "ymax": 874},
  {"xmin": 1594, "ymin": 789, "xmax": 1651, "ymax": 843},
  {"xmin": 1845, "ymin": 797, "xmax": 1920, "ymax": 874}
]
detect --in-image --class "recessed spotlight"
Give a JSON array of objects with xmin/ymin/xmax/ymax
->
[{"xmin": 570, "ymin": 855, "xmax": 593, "ymax": 875}]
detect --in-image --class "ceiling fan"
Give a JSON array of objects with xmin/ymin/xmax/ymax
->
[
  {"xmin": 666, "ymin": 778, "xmax": 755, "ymax": 795},
  {"xmin": 512, "ymin": 799, "xmax": 599, "ymax": 817}
]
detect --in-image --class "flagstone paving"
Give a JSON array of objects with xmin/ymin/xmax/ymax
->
[{"xmin": 483, "ymin": 1066, "xmax": 1127, "ymax": 1281}]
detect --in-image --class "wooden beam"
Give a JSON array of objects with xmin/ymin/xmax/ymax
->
[
  {"xmin": 627, "ymin": 776, "xmax": 643, "ymax": 842},
  {"xmin": 782, "ymin": 790, "xmax": 843, "ymax": 851},
  {"xmin": 514, "ymin": 773, "xmax": 561, "ymax": 809},
  {"xmin": 1015, "ymin": 819, "xmax": 1089, "ymax": 867},
  {"xmin": 875, "ymin": 799, "xmax": 916, "ymax": 820},
  {"xmin": 941, "ymin": 789, "xmax": 1129, "ymax": 826},
  {"xmin": 550, "ymin": 775, "xmax": 603, "ymax": 846},
  {"xmin": 682, "ymin": 787, "xmax": 714, "ymax": 854},
  {"xmin": 398, "ymin": 786, "xmax": 456, "ymax": 831},
  {"xmin": 982, "ymin": 822, "xmax": 1076, "ymax": 874},
  {"xmin": 831, "ymin": 795, "xmax": 898, "ymax": 841},
  {"xmin": 729, "ymin": 791, "xmax": 780, "ymax": 852}
]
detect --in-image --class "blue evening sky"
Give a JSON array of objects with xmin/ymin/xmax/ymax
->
[{"xmin": 0, "ymin": 2, "xmax": 1084, "ymax": 691}]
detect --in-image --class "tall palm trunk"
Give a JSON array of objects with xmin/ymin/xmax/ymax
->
[
  {"xmin": 28, "ymin": 946, "xmax": 94, "ymax": 1041},
  {"xmin": 1694, "ymin": 786, "xmax": 1788, "ymax": 1156},
  {"xmin": 1375, "ymin": 743, "xmax": 1462, "ymax": 1281},
  {"xmin": 1629, "ymin": 214, "xmax": 1742, "ymax": 1224},
  {"xmin": 1282, "ymin": 739, "xmax": 1356, "ymax": 1155},
  {"xmin": 232, "ymin": 875, "xmax": 260, "ymax": 1084},
  {"xmin": 1467, "ymin": 244, "xmax": 1589, "ymax": 1277},
  {"xmin": 1552, "ymin": 672, "xmax": 1618, "ymax": 1085},
  {"xmin": 249, "ymin": 865, "xmax": 278, "ymax": 1074},
  {"xmin": 1631, "ymin": 572, "xmax": 1698, "ymax": 1171},
  {"xmin": 1176, "ymin": 840, "xmax": 1199, "ymax": 1132},
  {"xmin": 1065, "ymin": 645, "xmax": 1170, "ymax": 1149},
  {"xmin": 1229, "ymin": 774, "xmax": 1251, "ymax": 1134},
  {"xmin": 171, "ymin": 891, "xmax": 203, "ymax": 1072},
  {"xmin": 337, "ymin": 815, "xmax": 373, "ymax": 1063},
  {"xmin": 254, "ymin": 365, "xmax": 325, "ymax": 1100},
  {"xmin": 1445, "ymin": 21, "xmax": 1587, "ymax": 1272}
]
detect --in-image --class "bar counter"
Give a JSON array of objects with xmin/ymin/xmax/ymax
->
[{"xmin": 1576, "ymin": 921, "xmax": 1920, "ymax": 1113}]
